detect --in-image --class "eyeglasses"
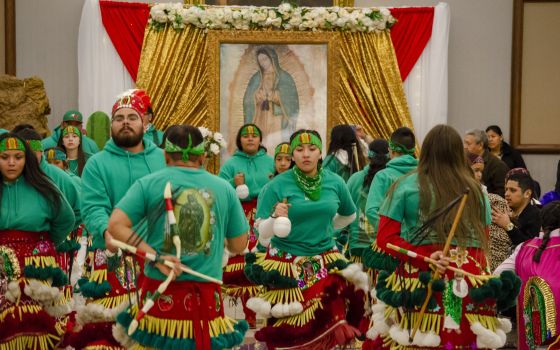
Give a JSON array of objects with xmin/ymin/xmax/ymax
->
[{"xmin": 112, "ymin": 114, "xmax": 140, "ymax": 123}]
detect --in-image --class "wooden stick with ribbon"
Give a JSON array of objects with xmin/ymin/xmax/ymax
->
[
  {"xmin": 351, "ymin": 142, "xmax": 361, "ymax": 172},
  {"xmin": 128, "ymin": 182, "xmax": 182, "ymax": 335},
  {"xmin": 385, "ymin": 243, "xmax": 492, "ymax": 280},
  {"xmin": 409, "ymin": 189, "xmax": 470, "ymax": 341}
]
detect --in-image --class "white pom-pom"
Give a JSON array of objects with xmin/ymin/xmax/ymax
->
[
  {"xmin": 273, "ymin": 217, "xmax": 291, "ymax": 238},
  {"xmin": 288, "ymin": 301, "xmax": 303, "ymax": 315},
  {"xmin": 471, "ymin": 322, "xmax": 505, "ymax": 348},
  {"xmin": 370, "ymin": 288, "xmax": 377, "ymax": 300},
  {"xmin": 112, "ymin": 324, "xmax": 137, "ymax": 348},
  {"xmin": 497, "ymin": 317, "xmax": 513, "ymax": 333},
  {"xmin": 246, "ymin": 297, "xmax": 271, "ymax": 317},
  {"xmin": 340, "ymin": 263, "xmax": 369, "ymax": 291},
  {"xmin": 366, "ymin": 327, "xmax": 379, "ymax": 340},
  {"xmin": 128, "ymin": 320, "xmax": 139, "ymax": 336},
  {"xmin": 236, "ymin": 184, "xmax": 249, "ymax": 199},
  {"xmin": 282, "ymin": 303, "xmax": 291, "ymax": 317},
  {"xmin": 389, "ymin": 325, "xmax": 411, "ymax": 346},
  {"xmin": 5, "ymin": 281, "xmax": 21, "ymax": 303},
  {"xmin": 271, "ymin": 303, "xmax": 285, "ymax": 318}
]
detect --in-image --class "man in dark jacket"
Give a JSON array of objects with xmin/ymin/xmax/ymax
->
[
  {"xmin": 491, "ymin": 171, "xmax": 541, "ymax": 246},
  {"xmin": 464, "ymin": 129, "xmax": 509, "ymax": 197}
]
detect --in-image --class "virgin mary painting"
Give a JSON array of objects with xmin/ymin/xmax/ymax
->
[{"xmin": 243, "ymin": 47, "xmax": 299, "ymax": 144}]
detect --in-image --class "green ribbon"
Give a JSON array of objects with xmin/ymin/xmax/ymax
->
[
  {"xmin": 165, "ymin": 136, "xmax": 205, "ymax": 162},
  {"xmin": 289, "ymin": 131, "xmax": 322, "ymax": 154},
  {"xmin": 388, "ymin": 140, "xmax": 415, "ymax": 155},
  {"xmin": 0, "ymin": 137, "xmax": 25, "ymax": 152},
  {"xmin": 293, "ymin": 166, "xmax": 322, "ymax": 201}
]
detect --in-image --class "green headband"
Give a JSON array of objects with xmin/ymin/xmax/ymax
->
[
  {"xmin": 274, "ymin": 143, "xmax": 291, "ymax": 157},
  {"xmin": 45, "ymin": 148, "xmax": 67, "ymax": 161},
  {"xmin": 27, "ymin": 140, "xmax": 43, "ymax": 152},
  {"xmin": 240, "ymin": 125, "xmax": 261, "ymax": 137},
  {"xmin": 388, "ymin": 140, "xmax": 415, "ymax": 156},
  {"xmin": 165, "ymin": 136, "xmax": 205, "ymax": 162},
  {"xmin": 0, "ymin": 137, "xmax": 26, "ymax": 152},
  {"xmin": 62, "ymin": 126, "xmax": 82, "ymax": 138},
  {"xmin": 290, "ymin": 132, "xmax": 322, "ymax": 154},
  {"xmin": 368, "ymin": 150, "xmax": 389, "ymax": 159}
]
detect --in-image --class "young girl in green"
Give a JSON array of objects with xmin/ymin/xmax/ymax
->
[
  {"xmin": 0, "ymin": 133, "xmax": 75, "ymax": 349},
  {"xmin": 246, "ymin": 129, "xmax": 368, "ymax": 349},
  {"xmin": 219, "ymin": 123, "xmax": 274, "ymax": 327}
]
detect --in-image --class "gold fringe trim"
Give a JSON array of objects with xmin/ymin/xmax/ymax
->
[
  {"xmin": 384, "ymin": 272, "xmax": 424, "ymax": 292},
  {"xmin": 399, "ymin": 311, "xmax": 442, "ymax": 334},
  {"xmin": 55, "ymin": 318, "xmax": 67, "ymax": 336},
  {"xmin": 465, "ymin": 313, "xmax": 498, "ymax": 332},
  {"xmin": 129, "ymin": 305, "xmax": 236, "ymax": 339},
  {"xmin": 24, "ymin": 255, "xmax": 58, "ymax": 268},
  {"xmin": 0, "ymin": 304, "xmax": 42, "ymax": 323},
  {"xmin": 0, "ymin": 333, "xmax": 59, "ymax": 350},
  {"xmin": 222, "ymin": 285, "xmax": 261, "ymax": 298},
  {"xmin": 260, "ymin": 258, "xmax": 297, "ymax": 278},
  {"xmin": 223, "ymin": 262, "xmax": 245, "ymax": 273},
  {"xmin": 260, "ymin": 288, "xmax": 304, "ymax": 304},
  {"xmin": 323, "ymin": 252, "xmax": 345, "ymax": 265},
  {"xmin": 93, "ymin": 293, "xmax": 131, "ymax": 310},
  {"xmin": 84, "ymin": 346, "xmax": 124, "ymax": 350},
  {"xmin": 52, "ymin": 285, "xmax": 73, "ymax": 307},
  {"xmin": 349, "ymin": 255, "xmax": 363, "ymax": 264},
  {"xmin": 90, "ymin": 268, "xmax": 108, "ymax": 284},
  {"xmin": 273, "ymin": 299, "xmax": 323, "ymax": 328}
]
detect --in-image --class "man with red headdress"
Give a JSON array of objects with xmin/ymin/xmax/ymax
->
[{"xmin": 64, "ymin": 90, "xmax": 166, "ymax": 349}]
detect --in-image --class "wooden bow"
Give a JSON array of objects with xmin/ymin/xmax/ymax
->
[{"xmin": 409, "ymin": 191, "xmax": 469, "ymax": 341}]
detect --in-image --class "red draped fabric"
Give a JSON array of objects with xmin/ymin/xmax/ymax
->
[
  {"xmin": 99, "ymin": 3, "xmax": 434, "ymax": 83},
  {"xmin": 389, "ymin": 7, "xmax": 435, "ymax": 81},
  {"xmin": 99, "ymin": 1, "xmax": 150, "ymax": 81}
]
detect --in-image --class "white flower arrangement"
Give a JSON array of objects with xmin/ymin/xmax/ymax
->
[
  {"xmin": 198, "ymin": 127, "xmax": 227, "ymax": 156},
  {"xmin": 149, "ymin": 3, "xmax": 395, "ymax": 33}
]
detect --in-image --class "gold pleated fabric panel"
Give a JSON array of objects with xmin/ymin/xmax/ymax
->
[
  {"xmin": 137, "ymin": 26, "xmax": 412, "ymax": 141},
  {"xmin": 336, "ymin": 31, "xmax": 412, "ymax": 140},
  {"xmin": 137, "ymin": 26, "xmax": 209, "ymax": 129}
]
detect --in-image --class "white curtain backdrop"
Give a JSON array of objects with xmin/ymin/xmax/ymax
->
[
  {"xmin": 78, "ymin": 0, "xmax": 135, "ymax": 126},
  {"xmin": 402, "ymin": 2, "xmax": 450, "ymax": 144}
]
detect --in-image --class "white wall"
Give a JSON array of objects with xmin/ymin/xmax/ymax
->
[
  {"xmin": 16, "ymin": 0, "xmax": 85, "ymax": 131},
  {"xmin": 14, "ymin": 0, "xmax": 559, "ymax": 190},
  {"xmin": 357, "ymin": 0, "xmax": 558, "ymax": 192}
]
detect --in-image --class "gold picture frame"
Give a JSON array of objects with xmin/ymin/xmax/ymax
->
[{"xmin": 207, "ymin": 30, "xmax": 340, "ymax": 154}]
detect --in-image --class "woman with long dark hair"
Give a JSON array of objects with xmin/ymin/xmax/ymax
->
[
  {"xmin": 485, "ymin": 125, "xmax": 526, "ymax": 170},
  {"xmin": 57, "ymin": 125, "xmax": 90, "ymax": 176},
  {"xmin": 0, "ymin": 133, "xmax": 75, "ymax": 349},
  {"xmin": 369, "ymin": 125, "xmax": 520, "ymax": 349},
  {"xmin": 347, "ymin": 139, "xmax": 389, "ymax": 260},
  {"xmin": 218, "ymin": 123, "xmax": 274, "ymax": 327},
  {"xmin": 323, "ymin": 124, "xmax": 366, "ymax": 182},
  {"xmin": 245, "ymin": 129, "xmax": 368, "ymax": 349},
  {"xmin": 495, "ymin": 201, "xmax": 560, "ymax": 349}
]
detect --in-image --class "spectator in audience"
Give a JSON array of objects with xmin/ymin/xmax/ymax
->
[
  {"xmin": 467, "ymin": 152, "xmax": 512, "ymax": 271},
  {"xmin": 464, "ymin": 129, "xmax": 509, "ymax": 197},
  {"xmin": 486, "ymin": 125, "xmax": 526, "ymax": 170},
  {"xmin": 41, "ymin": 110, "xmax": 100, "ymax": 155},
  {"xmin": 492, "ymin": 169, "xmax": 541, "ymax": 246}
]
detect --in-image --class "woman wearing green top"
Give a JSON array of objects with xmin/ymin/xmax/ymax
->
[
  {"xmin": 273, "ymin": 142, "xmax": 292, "ymax": 176},
  {"xmin": 323, "ymin": 124, "xmax": 366, "ymax": 182},
  {"xmin": 346, "ymin": 139, "xmax": 389, "ymax": 261},
  {"xmin": 0, "ymin": 133, "xmax": 75, "ymax": 349},
  {"xmin": 369, "ymin": 125, "xmax": 520, "ymax": 349},
  {"xmin": 218, "ymin": 123, "xmax": 274, "ymax": 326},
  {"xmin": 245, "ymin": 129, "xmax": 368, "ymax": 349},
  {"xmin": 57, "ymin": 125, "xmax": 91, "ymax": 176}
]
